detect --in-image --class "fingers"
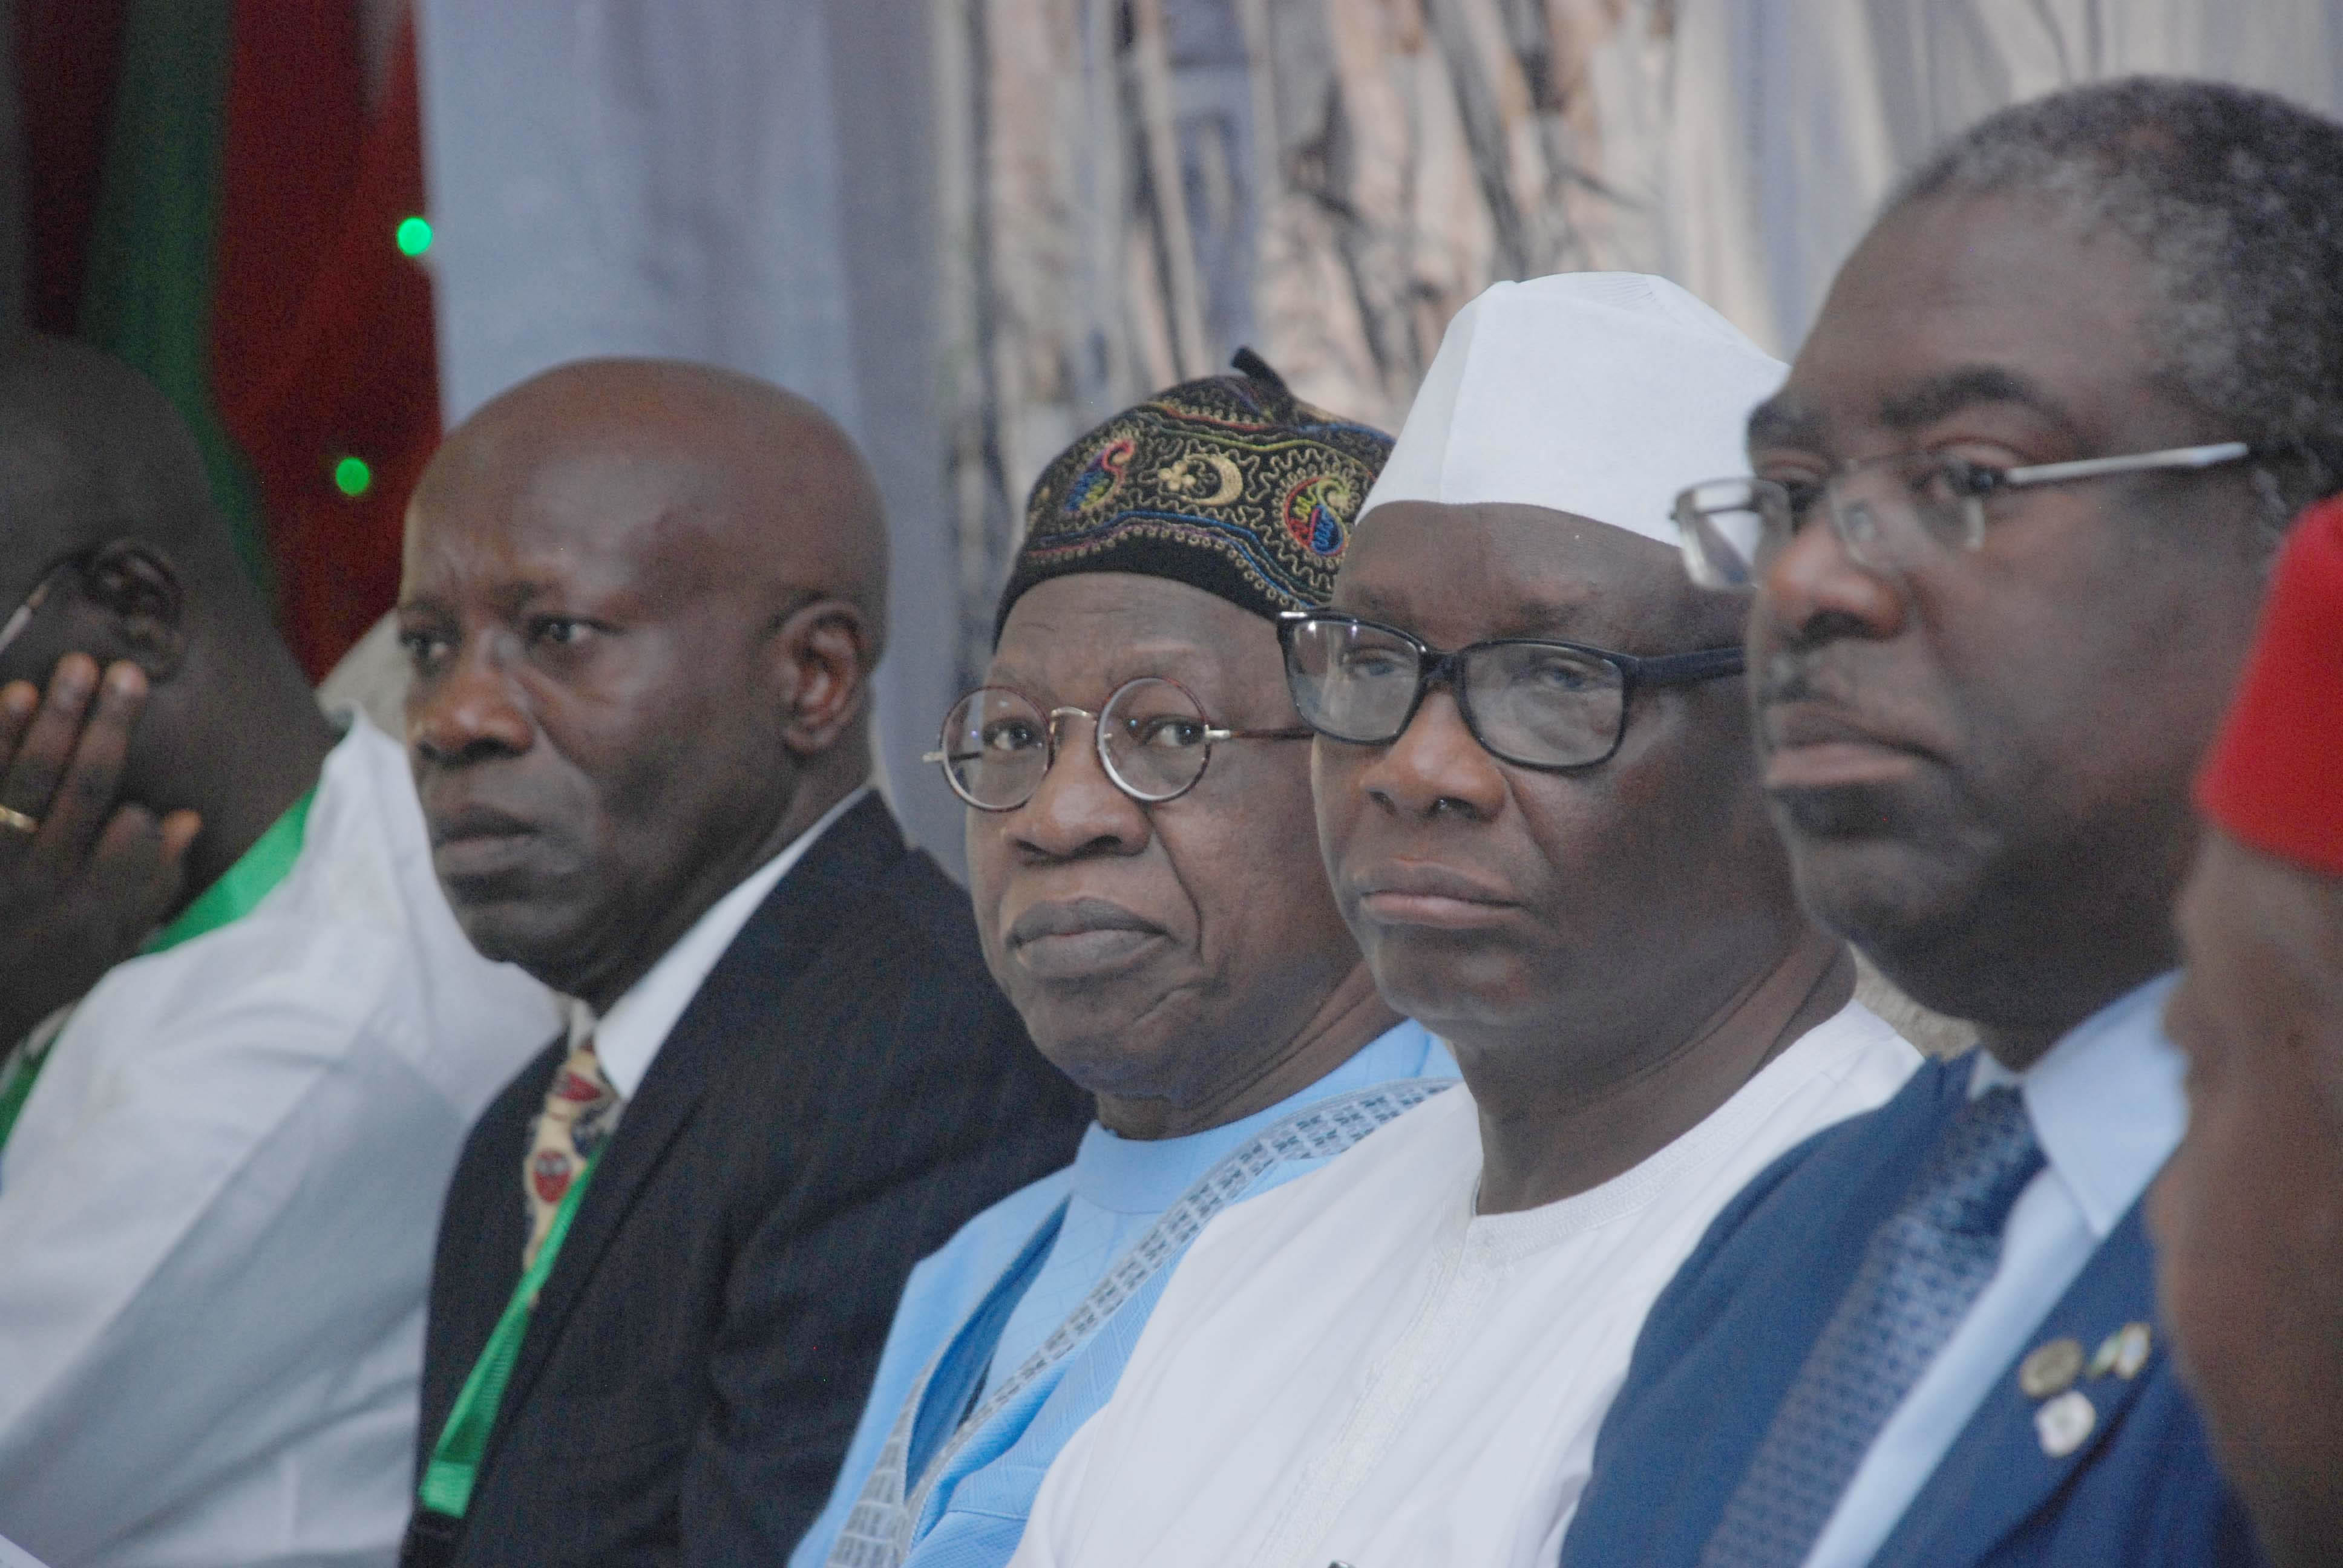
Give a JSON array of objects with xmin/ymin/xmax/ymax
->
[
  {"xmin": 87, "ymin": 804, "xmax": 196, "ymax": 942},
  {"xmin": 36, "ymin": 661, "xmax": 149, "ymax": 863},
  {"xmin": 159, "ymin": 808, "xmax": 202, "ymax": 863},
  {"xmin": 0, "ymin": 680, "xmax": 36, "ymax": 763},
  {"xmin": 0, "ymin": 653, "xmax": 102, "ymax": 828}
]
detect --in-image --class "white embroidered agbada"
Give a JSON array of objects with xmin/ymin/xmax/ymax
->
[
  {"xmin": 1005, "ymin": 273, "xmax": 1922, "ymax": 1568},
  {"xmin": 1009, "ymin": 1004, "xmax": 1917, "ymax": 1568}
]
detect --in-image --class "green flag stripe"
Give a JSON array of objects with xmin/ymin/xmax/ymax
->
[{"xmin": 76, "ymin": 0, "xmax": 272, "ymax": 596}]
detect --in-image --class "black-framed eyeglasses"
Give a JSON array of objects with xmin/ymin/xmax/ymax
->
[
  {"xmin": 0, "ymin": 551, "xmax": 92, "ymax": 665},
  {"xmin": 1673, "ymin": 440, "xmax": 2255, "ymax": 590},
  {"xmin": 925, "ymin": 675, "xmax": 1311, "ymax": 812},
  {"xmin": 1277, "ymin": 610, "xmax": 1745, "ymax": 772}
]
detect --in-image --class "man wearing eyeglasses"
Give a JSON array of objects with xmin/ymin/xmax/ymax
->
[
  {"xmin": 1004, "ymin": 274, "xmax": 1921, "ymax": 1568},
  {"xmin": 1558, "ymin": 77, "xmax": 2343, "ymax": 1568},
  {"xmin": 0, "ymin": 337, "xmax": 561, "ymax": 1568},
  {"xmin": 793, "ymin": 356, "xmax": 1459, "ymax": 1568}
]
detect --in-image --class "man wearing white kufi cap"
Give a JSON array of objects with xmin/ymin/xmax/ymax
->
[{"xmin": 1006, "ymin": 273, "xmax": 1921, "ymax": 1568}]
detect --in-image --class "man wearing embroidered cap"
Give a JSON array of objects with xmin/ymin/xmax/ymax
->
[
  {"xmin": 1004, "ymin": 275, "xmax": 1920, "ymax": 1568},
  {"xmin": 790, "ymin": 354, "xmax": 1457, "ymax": 1568},
  {"xmin": 2156, "ymin": 494, "xmax": 2343, "ymax": 1568}
]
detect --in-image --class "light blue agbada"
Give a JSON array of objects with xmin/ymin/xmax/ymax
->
[{"xmin": 792, "ymin": 1021, "xmax": 1456, "ymax": 1568}]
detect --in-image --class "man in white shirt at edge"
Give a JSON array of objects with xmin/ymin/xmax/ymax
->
[
  {"xmin": 0, "ymin": 336, "xmax": 559, "ymax": 1567},
  {"xmin": 1008, "ymin": 274, "xmax": 1922, "ymax": 1568}
]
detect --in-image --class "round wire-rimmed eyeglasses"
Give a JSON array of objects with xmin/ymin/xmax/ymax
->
[
  {"xmin": 1672, "ymin": 440, "xmax": 2255, "ymax": 590},
  {"xmin": 925, "ymin": 675, "xmax": 1312, "ymax": 812},
  {"xmin": 1277, "ymin": 610, "xmax": 1745, "ymax": 772}
]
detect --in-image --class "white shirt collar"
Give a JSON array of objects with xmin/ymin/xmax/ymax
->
[
  {"xmin": 565, "ymin": 785, "xmax": 873, "ymax": 1099},
  {"xmin": 1969, "ymin": 972, "xmax": 2184, "ymax": 1238}
]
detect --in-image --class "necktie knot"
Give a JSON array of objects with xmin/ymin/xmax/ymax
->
[
  {"xmin": 1905, "ymin": 1085, "xmax": 2044, "ymax": 1238},
  {"xmin": 522, "ymin": 1034, "xmax": 623, "ymax": 1269}
]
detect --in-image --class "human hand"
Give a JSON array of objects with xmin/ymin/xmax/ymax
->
[{"xmin": 0, "ymin": 655, "xmax": 201, "ymax": 1045}]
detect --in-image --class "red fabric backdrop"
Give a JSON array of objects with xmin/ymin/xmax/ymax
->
[
  {"xmin": 211, "ymin": 6, "xmax": 439, "ymax": 676},
  {"xmin": 15, "ymin": 1, "xmax": 438, "ymax": 679}
]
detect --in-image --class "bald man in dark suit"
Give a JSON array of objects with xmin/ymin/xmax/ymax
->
[{"xmin": 397, "ymin": 360, "xmax": 1089, "ymax": 1567}]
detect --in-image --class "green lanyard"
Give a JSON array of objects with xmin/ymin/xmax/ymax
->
[
  {"xmin": 417, "ymin": 1154, "xmax": 601, "ymax": 1520},
  {"xmin": 0, "ymin": 1017, "xmax": 67, "ymax": 1158},
  {"xmin": 0, "ymin": 787, "xmax": 315, "ymax": 1155}
]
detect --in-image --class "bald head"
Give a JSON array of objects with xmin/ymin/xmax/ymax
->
[
  {"xmin": 0, "ymin": 333, "xmax": 343, "ymax": 888},
  {"xmin": 0, "ymin": 333, "xmax": 242, "ymax": 597},
  {"xmin": 415, "ymin": 358, "xmax": 888, "ymax": 661},
  {"xmin": 400, "ymin": 357, "xmax": 890, "ymax": 1004}
]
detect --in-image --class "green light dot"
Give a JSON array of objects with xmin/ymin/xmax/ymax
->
[
  {"xmin": 333, "ymin": 457, "xmax": 373, "ymax": 497},
  {"xmin": 395, "ymin": 215, "xmax": 433, "ymax": 257}
]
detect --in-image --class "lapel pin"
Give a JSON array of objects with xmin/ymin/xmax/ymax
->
[
  {"xmin": 2018, "ymin": 1336, "xmax": 2085, "ymax": 1399},
  {"xmin": 2086, "ymin": 1330, "xmax": 2122, "ymax": 1380},
  {"xmin": 2035, "ymin": 1388, "xmax": 2097, "ymax": 1457},
  {"xmin": 2111, "ymin": 1321, "xmax": 2151, "ymax": 1379}
]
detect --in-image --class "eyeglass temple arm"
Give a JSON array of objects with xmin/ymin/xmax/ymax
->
[
  {"xmin": 2004, "ymin": 440, "xmax": 2250, "ymax": 488},
  {"xmin": 0, "ymin": 577, "xmax": 55, "ymax": 655},
  {"xmin": 1631, "ymin": 646, "xmax": 1746, "ymax": 686}
]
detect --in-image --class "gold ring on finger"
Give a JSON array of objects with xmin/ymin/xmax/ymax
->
[{"xmin": 0, "ymin": 805, "xmax": 38, "ymax": 835}]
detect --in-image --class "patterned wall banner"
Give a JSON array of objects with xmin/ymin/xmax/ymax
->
[
  {"xmin": 931, "ymin": 0, "xmax": 2343, "ymax": 695},
  {"xmin": 930, "ymin": 0, "xmax": 2338, "ymax": 1054},
  {"xmin": 934, "ymin": 0, "xmax": 1688, "ymax": 690}
]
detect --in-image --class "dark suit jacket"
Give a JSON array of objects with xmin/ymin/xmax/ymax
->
[
  {"xmin": 402, "ymin": 796, "xmax": 1090, "ymax": 1567},
  {"xmin": 1559, "ymin": 1055, "xmax": 2266, "ymax": 1568}
]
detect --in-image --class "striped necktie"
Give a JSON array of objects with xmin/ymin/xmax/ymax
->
[
  {"xmin": 522, "ymin": 1035, "xmax": 623, "ymax": 1269},
  {"xmin": 1698, "ymin": 1084, "xmax": 2045, "ymax": 1568}
]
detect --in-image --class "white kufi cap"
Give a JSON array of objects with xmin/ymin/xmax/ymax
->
[{"xmin": 1363, "ymin": 272, "xmax": 1786, "ymax": 547}]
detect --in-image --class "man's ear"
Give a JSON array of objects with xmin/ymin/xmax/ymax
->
[
  {"xmin": 772, "ymin": 596, "xmax": 874, "ymax": 755},
  {"xmin": 78, "ymin": 541, "xmax": 188, "ymax": 681}
]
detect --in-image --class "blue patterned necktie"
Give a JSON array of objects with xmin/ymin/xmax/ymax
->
[{"xmin": 1698, "ymin": 1084, "xmax": 2046, "ymax": 1568}]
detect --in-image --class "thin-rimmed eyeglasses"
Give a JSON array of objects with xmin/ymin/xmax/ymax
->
[
  {"xmin": 1673, "ymin": 440, "xmax": 2254, "ymax": 589},
  {"xmin": 926, "ymin": 676, "xmax": 1311, "ymax": 811}
]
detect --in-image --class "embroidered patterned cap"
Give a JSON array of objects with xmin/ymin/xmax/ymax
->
[{"xmin": 995, "ymin": 350, "xmax": 1395, "ymax": 638}]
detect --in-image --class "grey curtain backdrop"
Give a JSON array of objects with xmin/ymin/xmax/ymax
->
[
  {"xmin": 418, "ymin": 0, "xmax": 965, "ymax": 872},
  {"xmin": 414, "ymin": 0, "xmax": 2343, "ymax": 883}
]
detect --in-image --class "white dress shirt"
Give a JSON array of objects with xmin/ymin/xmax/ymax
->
[
  {"xmin": 563, "ymin": 785, "xmax": 871, "ymax": 1096},
  {"xmin": 1010, "ymin": 1002, "xmax": 1920, "ymax": 1568},
  {"xmin": 1801, "ymin": 974, "xmax": 2186, "ymax": 1568},
  {"xmin": 0, "ymin": 717, "xmax": 560, "ymax": 1568}
]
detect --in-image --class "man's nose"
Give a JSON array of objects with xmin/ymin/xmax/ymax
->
[
  {"xmin": 1757, "ymin": 508, "xmax": 1908, "ymax": 652},
  {"xmin": 1008, "ymin": 721, "xmax": 1150, "ymax": 859},
  {"xmin": 408, "ymin": 641, "xmax": 534, "ymax": 766},
  {"xmin": 1358, "ymin": 689, "xmax": 1508, "ymax": 822}
]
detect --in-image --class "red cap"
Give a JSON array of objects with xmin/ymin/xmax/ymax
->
[{"xmin": 2196, "ymin": 494, "xmax": 2343, "ymax": 878}]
